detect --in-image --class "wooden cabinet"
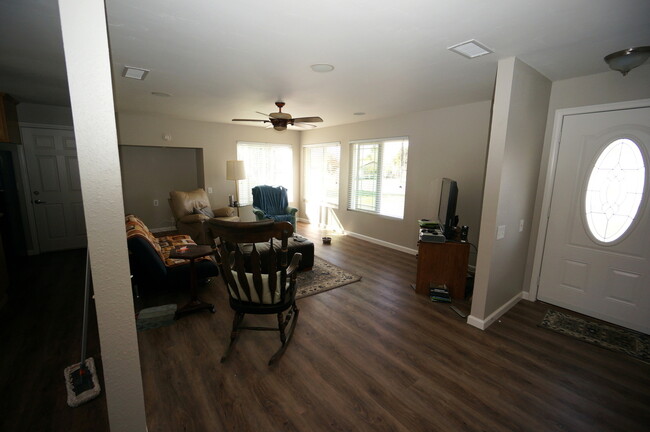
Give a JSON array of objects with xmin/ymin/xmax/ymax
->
[
  {"xmin": 415, "ymin": 241, "xmax": 470, "ymax": 300},
  {"xmin": 0, "ymin": 93, "xmax": 20, "ymax": 143}
]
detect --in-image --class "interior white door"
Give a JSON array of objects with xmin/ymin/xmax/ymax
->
[
  {"xmin": 22, "ymin": 127, "xmax": 87, "ymax": 252},
  {"xmin": 538, "ymin": 106, "xmax": 650, "ymax": 334}
]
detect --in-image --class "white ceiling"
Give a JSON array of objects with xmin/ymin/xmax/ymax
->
[{"xmin": 1, "ymin": 0, "xmax": 649, "ymax": 129}]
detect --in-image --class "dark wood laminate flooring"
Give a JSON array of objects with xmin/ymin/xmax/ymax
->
[
  {"xmin": 2, "ymin": 223, "xmax": 649, "ymax": 431},
  {"xmin": 137, "ymin": 223, "xmax": 650, "ymax": 432},
  {"xmin": 0, "ymin": 249, "xmax": 109, "ymax": 432}
]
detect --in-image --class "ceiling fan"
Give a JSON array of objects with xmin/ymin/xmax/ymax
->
[{"xmin": 232, "ymin": 102, "xmax": 323, "ymax": 131}]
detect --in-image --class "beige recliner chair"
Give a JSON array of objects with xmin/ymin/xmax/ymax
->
[{"xmin": 168, "ymin": 188, "xmax": 239, "ymax": 245}]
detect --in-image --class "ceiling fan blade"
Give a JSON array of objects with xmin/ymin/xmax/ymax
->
[
  {"xmin": 255, "ymin": 111, "xmax": 270, "ymax": 117},
  {"xmin": 232, "ymin": 118, "xmax": 269, "ymax": 122},
  {"xmin": 292, "ymin": 116, "xmax": 323, "ymax": 123}
]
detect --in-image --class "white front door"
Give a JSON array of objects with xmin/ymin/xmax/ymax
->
[
  {"xmin": 537, "ymin": 106, "xmax": 650, "ymax": 334},
  {"xmin": 22, "ymin": 127, "xmax": 87, "ymax": 252}
]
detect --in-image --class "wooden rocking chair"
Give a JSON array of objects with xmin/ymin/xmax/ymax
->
[{"xmin": 209, "ymin": 219, "xmax": 302, "ymax": 365}]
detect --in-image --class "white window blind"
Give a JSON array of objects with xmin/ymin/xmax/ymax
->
[
  {"xmin": 237, "ymin": 142, "xmax": 293, "ymax": 205},
  {"xmin": 303, "ymin": 143, "xmax": 340, "ymax": 208},
  {"xmin": 348, "ymin": 137, "xmax": 408, "ymax": 219}
]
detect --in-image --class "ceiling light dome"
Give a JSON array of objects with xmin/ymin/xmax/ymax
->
[
  {"xmin": 310, "ymin": 64, "xmax": 334, "ymax": 73},
  {"xmin": 604, "ymin": 46, "xmax": 650, "ymax": 76}
]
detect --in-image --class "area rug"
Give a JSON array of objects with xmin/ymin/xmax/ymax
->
[
  {"xmin": 539, "ymin": 309, "xmax": 650, "ymax": 363},
  {"xmin": 296, "ymin": 256, "xmax": 362, "ymax": 299}
]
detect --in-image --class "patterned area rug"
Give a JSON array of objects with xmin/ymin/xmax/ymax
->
[
  {"xmin": 296, "ymin": 256, "xmax": 362, "ymax": 299},
  {"xmin": 540, "ymin": 309, "xmax": 650, "ymax": 363}
]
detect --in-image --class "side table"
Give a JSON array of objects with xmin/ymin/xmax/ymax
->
[{"xmin": 169, "ymin": 245, "xmax": 216, "ymax": 318}]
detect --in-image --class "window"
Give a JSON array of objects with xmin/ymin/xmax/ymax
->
[
  {"xmin": 303, "ymin": 143, "xmax": 340, "ymax": 208},
  {"xmin": 348, "ymin": 137, "xmax": 409, "ymax": 219},
  {"xmin": 584, "ymin": 138, "xmax": 646, "ymax": 243},
  {"xmin": 237, "ymin": 142, "xmax": 293, "ymax": 205}
]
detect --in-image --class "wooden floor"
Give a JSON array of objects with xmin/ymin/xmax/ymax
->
[
  {"xmin": 2, "ymin": 222, "xmax": 649, "ymax": 431},
  {"xmin": 0, "ymin": 249, "xmax": 109, "ymax": 432}
]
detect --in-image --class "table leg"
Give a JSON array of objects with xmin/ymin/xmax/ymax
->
[{"xmin": 175, "ymin": 258, "xmax": 216, "ymax": 319}]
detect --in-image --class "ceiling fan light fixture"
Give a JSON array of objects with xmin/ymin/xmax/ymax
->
[
  {"xmin": 447, "ymin": 39, "xmax": 493, "ymax": 59},
  {"xmin": 604, "ymin": 46, "xmax": 650, "ymax": 76},
  {"xmin": 273, "ymin": 124, "xmax": 287, "ymax": 131},
  {"xmin": 310, "ymin": 63, "xmax": 335, "ymax": 73},
  {"xmin": 122, "ymin": 66, "xmax": 150, "ymax": 80}
]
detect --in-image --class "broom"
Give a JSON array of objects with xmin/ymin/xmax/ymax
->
[{"xmin": 63, "ymin": 250, "xmax": 101, "ymax": 407}]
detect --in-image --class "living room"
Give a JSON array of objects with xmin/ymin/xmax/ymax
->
[{"xmin": 2, "ymin": 0, "xmax": 650, "ymax": 430}]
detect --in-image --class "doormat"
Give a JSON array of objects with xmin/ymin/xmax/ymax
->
[
  {"xmin": 539, "ymin": 309, "xmax": 650, "ymax": 363},
  {"xmin": 296, "ymin": 256, "xmax": 361, "ymax": 299}
]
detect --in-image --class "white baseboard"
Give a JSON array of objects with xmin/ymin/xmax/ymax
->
[
  {"xmin": 150, "ymin": 226, "xmax": 177, "ymax": 233},
  {"xmin": 467, "ymin": 291, "xmax": 523, "ymax": 330},
  {"xmin": 296, "ymin": 219, "xmax": 415, "ymax": 254},
  {"xmin": 344, "ymin": 230, "xmax": 417, "ymax": 255}
]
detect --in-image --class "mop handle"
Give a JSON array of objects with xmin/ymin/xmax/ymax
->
[{"xmin": 80, "ymin": 249, "xmax": 91, "ymax": 368}]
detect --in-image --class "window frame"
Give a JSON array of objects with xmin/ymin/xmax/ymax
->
[{"xmin": 347, "ymin": 136, "xmax": 409, "ymax": 219}]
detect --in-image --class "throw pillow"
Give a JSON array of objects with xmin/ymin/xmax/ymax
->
[{"xmin": 193, "ymin": 206, "xmax": 215, "ymax": 218}]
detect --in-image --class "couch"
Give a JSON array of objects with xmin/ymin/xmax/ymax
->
[
  {"xmin": 125, "ymin": 214, "xmax": 219, "ymax": 294},
  {"xmin": 168, "ymin": 188, "xmax": 239, "ymax": 245}
]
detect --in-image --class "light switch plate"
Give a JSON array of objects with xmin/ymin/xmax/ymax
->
[
  {"xmin": 496, "ymin": 225, "xmax": 506, "ymax": 240},
  {"xmin": 153, "ymin": 199, "xmax": 159, "ymax": 207},
  {"xmin": 207, "ymin": 187, "xmax": 213, "ymax": 193},
  {"xmin": 519, "ymin": 219, "xmax": 524, "ymax": 232}
]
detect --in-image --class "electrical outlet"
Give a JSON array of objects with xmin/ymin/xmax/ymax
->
[
  {"xmin": 519, "ymin": 219, "xmax": 524, "ymax": 232},
  {"xmin": 496, "ymin": 225, "xmax": 506, "ymax": 240},
  {"xmin": 153, "ymin": 199, "xmax": 159, "ymax": 207}
]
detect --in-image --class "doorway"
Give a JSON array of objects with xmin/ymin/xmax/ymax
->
[
  {"xmin": 533, "ymin": 100, "xmax": 650, "ymax": 334},
  {"xmin": 21, "ymin": 126, "xmax": 86, "ymax": 252}
]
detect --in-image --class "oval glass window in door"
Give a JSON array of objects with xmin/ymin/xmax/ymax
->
[{"xmin": 585, "ymin": 138, "xmax": 646, "ymax": 243}]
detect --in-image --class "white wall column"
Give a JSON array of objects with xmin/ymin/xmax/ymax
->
[{"xmin": 58, "ymin": 0, "xmax": 147, "ymax": 430}]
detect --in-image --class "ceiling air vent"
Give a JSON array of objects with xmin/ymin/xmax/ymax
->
[
  {"xmin": 448, "ymin": 40, "xmax": 493, "ymax": 59},
  {"xmin": 122, "ymin": 66, "xmax": 150, "ymax": 80}
]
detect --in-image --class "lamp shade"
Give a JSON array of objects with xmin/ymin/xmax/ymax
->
[{"xmin": 226, "ymin": 160, "xmax": 246, "ymax": 180}]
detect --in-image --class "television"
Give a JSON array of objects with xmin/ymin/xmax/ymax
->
[{"xmin": 438, "ymin": 178, "xmax": 458, "ymax": 239}]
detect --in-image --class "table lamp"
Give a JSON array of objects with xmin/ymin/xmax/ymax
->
[{"xmin": 226, "ymin": 160, "xmax": 246, "ymax": 210}]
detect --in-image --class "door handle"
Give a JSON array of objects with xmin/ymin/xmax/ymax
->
[{"xmin": 34, "ymin": 199, "xmax": 47, "ymax": 204}]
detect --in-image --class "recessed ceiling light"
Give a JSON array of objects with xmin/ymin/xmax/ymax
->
[
  {"xmin": 122, "ymin": 66, "xmax": 150, "ymax": 80},
  {"xmin": 151, "ymin": 91, "xmax": 172, "ymax": 97},
  {"xmin": 310, "ymin": 64, "xmax": 335, "ymax": 73},
  {"xmin": 448, "ymin": 40, "xmax": 493, "ymax": 59},
  {"xmin": 353, "ymin": 112, "xmax": 366, "ymax": 116}
]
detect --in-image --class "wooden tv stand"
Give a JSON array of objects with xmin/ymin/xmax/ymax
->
[{"xmin": 415, "ymin": 241, "xmax": 470, "ymax": 300}]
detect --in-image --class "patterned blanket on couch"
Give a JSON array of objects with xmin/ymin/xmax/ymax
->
[{"xmin": 125, "ymin": 214, "xmax": 213, "ymax": 267}]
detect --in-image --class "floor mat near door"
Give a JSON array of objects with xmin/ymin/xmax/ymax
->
[{"xmin": 539, "ymin": 309, "xmax": 650, "ymax": 363}]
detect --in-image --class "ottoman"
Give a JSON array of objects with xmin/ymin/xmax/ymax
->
[{"xmin": 239, "ymin": 236, "xmax": 314, "ymax": 272}]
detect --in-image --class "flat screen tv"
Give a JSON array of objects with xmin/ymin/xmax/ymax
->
[{"xmin": 438, "ymin": 178, "xmax": 458, "ymax": 239}]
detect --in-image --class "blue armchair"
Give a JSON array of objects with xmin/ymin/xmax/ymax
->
[{"xmin": 252, "ymin": 185, "xmax": 298, "ymax": 227}]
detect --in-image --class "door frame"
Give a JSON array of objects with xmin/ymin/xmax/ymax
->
[{"xmin": 528, "ymin": 98, "xmax": 650, "ymax": 301}]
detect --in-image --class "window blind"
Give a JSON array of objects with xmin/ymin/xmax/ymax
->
[
  {"xmin": 303, "ymin": 143, "xmax": 340, "ymax": 208},
  {"xmin": 237, "ymin": 142, "xmax": 293, "ymax": 205}
]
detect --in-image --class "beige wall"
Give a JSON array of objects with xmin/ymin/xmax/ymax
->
[
  {"xmin": 17, "ymin": 103, "xmax": 73, "ymax": 126},
  {"xmin": 524, "ymin": 64, "xmax": 650, "ymax": 296},
  {"xmin": 115, "ymin": 112, "xmax": 301, "ymax": 222},
  {"xmin": 301, "ymin": 100, "xmax": 492, "ymax": 253},
  {"xmin": 470, "ymin": 58, "xmax": 551, "ymax": 327},
  {"xmin": 119, "ymin": 145, "xmax": 202, "ymax": 229}
]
